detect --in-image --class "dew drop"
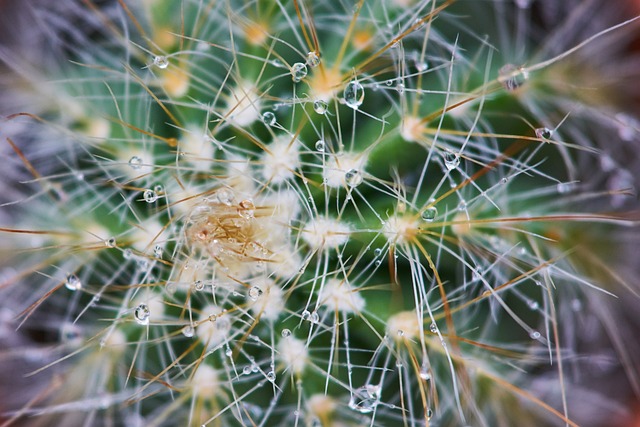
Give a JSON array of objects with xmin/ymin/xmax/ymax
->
[
  {"xmin": 528, "ymin": 300, "xmax": 539, "ymax": 310},
  {"xmin": 535, "ymin": 127, "xmax": 553, "ymax": 140},
  {"xmin": 396, "ymin": 83, "xmax": 405, "ymax": 94},
  {"xmin": 345, "ymin": 169, "xmax": 363, "ymax": 187},
  {"xmin": 134, "ymin": 303, "xmax": 150, "ymax": 325},
  {"xmin": 375, "ymin": 260, "xmax": 382, "ymax": 266},
  {"xmin": 291, "ymin": 62, "xmax": 308, "ymax": 82},
  {"xmin": 429, "ymin": 322, "xmax": 438, "ymax": 333},
  {"xmin": 266, "ymin": 371, "xmax": 276, "ymax": 382},
  {"xmin": 243, "ymin": 366, "xmax": 251, "ymax": 375},
  {"xmin": 530, "ymin": 330, "xmax": 541, "ymax": 340},
  {"xmin": 194, "ymin": 280, "xmax": 204, "ymax": 291},
  {"xmin": 385, "ymin": 79, "xmax": 394, "ymax": 86},
  {"xmin": 65, "ymin": 274, "xmax": 82, "ymax": 291},
  {"xmin": 315, "ymin": 140, "xmax": 325, "ymax": 151},
  {"xmin": 415, "ymin": 59, "xmax": 428, "ymax": 72},
  {"xmin": 248, "ymin": 286, "xmax": 263, "ymax": 301},
  {"xmin": 310, "ymin": 311, "xmax": 320, "ymax": 324},
  {"xmin": 182, "ymin": 325, "xmax": 194, "ymax": 337},
  {"xmin": 128, "ymin": 156, "xmax": 142, "ymax": 170},
  {"xmin": 443, "ymin": 150, "xmax": 460, "ymax": 171},
  {"xmin": 216, "ymin": 188, "xmax": 234, "ymax": 205},
  {"xmin": 344, "ymin": 80, "xmax": 365, "ymax": 109},
  {"xmin": 281, "ymin": 328, "xmax": 292, "ymax": 338},
  {"xmin": 499, "ymin": 64, "xmax": 528, "ymax": 91},
  {"xmin": 225, "ymin": 348, "xmax": 233, "ymax": 357},
  {"xmin": 238, "ymin": 199, "xmax": 255, "ymax": 219},
  {"xmin": 153, "ymin": 245, "xmax": 163, "ymax": 258},
  {"xmin": 306, "ymin": 51, "xmax": 320, "ymax": 67},
  {"xmin": 421, "ymin": 206, "xmax": 437, "ymax": 222},
  {"xmin": 313, "ymin": 100, "xmax": 328, "ymax": 114},
  {"xmin": 419, "ymin": 364, "xmax": 431, "ymax": 380},
  {"xmin": 143, "ymin": 189, "xmax": 158, "ymax": 203},
  {"xmin": 262, "ymin": 111, "xmax": 276, "ymax": 126},
  {"xmin": 153, "ymin": 55, "xmax": 169, "ymax": 69},
  {"xmin": 301, "ymin": 309, "xmax": 311, "ymax": 321},
  {"xmin": 373, "ymin": 248, "xmax": 382, "ymax": 257},
  {"xmin": 105, "ymin": 237, "xmax": 116, "ymax": 248},
  {"xmin": 349, "ymin": 385, "xmax": 380, "ymax": 414}
]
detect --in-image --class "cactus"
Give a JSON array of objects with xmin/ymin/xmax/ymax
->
[{"xmin": 1, "ymin": 1, "xmax": 639, "ymax": 426}]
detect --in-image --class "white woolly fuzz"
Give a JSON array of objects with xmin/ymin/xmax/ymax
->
[
  {"xmin": 383, "ymin": 215, "xmax": 419, "ymax": 244},
  {"xmin": 261, "ymin": 135, "xmax": 300, "ymax": 184},
  {"xmin": 318, "ymin": 279, "xmax": 365, "ymax": 313},
  {"xmin": 302, "ymin": 217, "xmax": 351, "ymax": 249},
  {"xmin": 224, "ymin": 81, "xmax": 261, "ymax": 127},
  {"xmin": 179, "ymin": 126, "xmax": 216, "ymax": 171},
  {"xmin": 190, "ymin": 364, "xmax": 219, "ymax": 398},
  {"xmin": 386, "ymin": 311, "xmax": 422, "ymax": 341},
  {"xmin": 196, "ymin": 305, "xmax": 232, "ymax": 348},
  {"xmin": 322, "ymin": 152, "xmax": 367, "ymax": 188},
  {"xmin": 278, "ymin": 336, "xmax": 308, "ymax": 375}
]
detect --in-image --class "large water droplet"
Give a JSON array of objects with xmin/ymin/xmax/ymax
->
[
  {"xmin": 65, "ymin": 274, "xmax": 82, "ymax": 291},
  {"xmin": 345, "ymin": 169, "xmax": 363, "ymax": 187},
  {"xmin": 262, "ymin": 111, "xmax": 276, "ymax": 126},
  {"xmin": 134, "ymin": 303, "xmax": 150, "ymax": 325},
  {"xmin": 194, "ymin": 280, "xmax": 204, "ymax": 291},
  {"xmin": 153, "ymin": 55, "xmax": 169, "ymax": 69},
  {"xmin": 443, "ymin": 150, "xmax": 460, "ymax": 171},
  {"xmin": 291, "ymin": 62, "xmax": 308, "ymax": 82},
  {"xmin": 248, "ymin": 286, "xmax": 263, "ymax": 301},
  {"xmin": 238, "ymin": 199, "xmax": 255, "ymax": 219},
  {"xmin": 535, "ymin": 127, "xmax": 553, "ymax": 140},
  {"xmin": 143, "ymin": 189, "xmax": 158, "ymax": 203},
  {"xmin": 499, "ymin": 64, "xmax": 528, "ymax": 91},
  {"xmin": 349, "ymin": 385, "xmax": 380, "ymax": 414},
  {"xmin": 281, "ymin": 328, "xmax": 292, "ymax": 338},
  {"xmin": 421, "ymin": 206, "xmax": 437, "ymax": 222},
  {"xmin": 216, "ymin": 188, "xmax": 234, "ymax": 206},
  {"xmin": 429, "ymin": 322, "xmax": 438, "ymax": 333},
  {"xmin": 128, "ymin": 156, "xmax": 143, "ymax": 170},
  {"xmin": 266, "ymin": 371, "xmax": 276, "ymax": 382},
  {"xmin": 315, "ymin": 140, "xmax": 325, "ymax": 151},
  {"xmin": 344, "ymin": 81, "xmax": 365, "ymax": 109},
  {"xmin": 105, "ymin": 237, "xmax": 117, "ymax": 248},
  {"xmin": 306, "ymin": 51, "xmax": 320, "ymax": 67},
  {"xmin": 313, "ymin": 100, "xmax": 328, "ymax": 114},
  {"xmin": 182, "ymin": 325, "xmax": 194, "ymax": 337}
]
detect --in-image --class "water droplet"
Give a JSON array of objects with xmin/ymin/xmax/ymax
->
[
  {"xmin": 535, "ymin": 127, "xmax": 553, "ymax": 140},
  {"xmin": 443, "ymin": 150, "xmax": 460, "ymax": 171},
  {"xmin": 225, "ymin": 348, "xmax": 233, "ymax": 357},
  {"xmin": 421, "ymin": 206, "xmax": 437, "ymax": 222},
  {"xmin": 415, "ymin": 59, "xmax": 428, "ymax": 72},
  {"xmin": 238, "ymin": 199, "xmax": 255, "ymax": 219},
  {"xmin": 105, "ymin": 237, "xmax": 116, "ymax": 248},
  {"xmin": 291, "ymin": 62, "xmax": 308, "ymax": 82},
  {"xmin": 216, "ymin": 188, "xmax": 234, "ymax": 206},
  {"xmin": 499, "ymin": 64, "xmax": 528, "ymax": 91},
  {"xmin": 279, "ymin": 329, "xmax": 292, "ymax": 339},
  {"xmin": 530, "ymin": 330, "xmax": 541, "ymax": 340},
  {"xmin": 419, "ymin": 364, "xmax": 431, "ymax": 380},
  {"xmin": 385, "ymin": 79, "xmax": 394, "ymax": 86},
  {"xmin": 182, "ymin": 325, "xmax": 194, "ymax": 337},
  {"xmin": 397, "ymin": 329, "xmax": 404, "ymax": 337},
  {"xmin": 349, "ymin": 385, "xmax": 380, "ymax": 414},
  {"xmin": 143, "ymin": 189, "xmax": 158, "ymax": 203},
  {"xmin": 301, "ymin": 309, "xmax": 311, "ymax": 321},
  {"xmin": 306, "ymin": 51, "xmax": 320, "ymax": 67},
  {"xmin": 153, "ymin": 245, "xmax": 163, "ymax": 258},
  {"xmin": 557, "ymin": 182, "xmax": 574, "ymax": 194},
  {"xmin": 310, "ymin": 311, "xmax": 319, "ymax": 324},
  {"xmin": 128, "ymin": 156, "xmax": 142, "ymax": 170},
  {"xmin": 427, "ymin": 408, "xmax": 433, "ymax": 420},
  {"xmin": 262, "ymin": 111, "xmax": 276, "ymax": 126},
  {"xmin": 396, "ymin": 83, "xmax": 405, "ymax": 94},
  {"xmin": 375, "ymin": 260, "xmax": 382, "ymax": 266},
  {"xmin": 248, "ymin": 286, "xmax": 263, "ymax": 301},
  {"xmin": 243, "ymin": 366, "xmax": 251, "ymax": 375},
  {"xmin": 315, "ymin": 140, "xmax": 325, "ymax": 151},
  {"xmin": 528, "ymin": 300, "xmax": 539, "ymax": 310},
  {"xmin": 266, "ymin": 371, "xmax": 276, "ymax": 382},
  {"xmin": 313, "ymin": 100, "xmax": 328, "ymax": 114},
  {"xmin": 194, "ymin": 280, "xmax": 204, "ymax": 291},
  {"xmin": 344, "ymin": 80, "xmax": 365, "ymax": 109},
  {"xmin": 134, "ymin": 303, "xmax": 150, "ymax": 325},
  {"xmin": 373, "ymin": 248, "xmax": 382, "ymax": 257},
  {"xmin": 345, "ymin": 169, "xmax": 363, "ymax": 187},
  {"xmin": 153, "ymin": 55, "xmax": 169, "ymax": 69},
  {"xmin": 429, "ymin": 322, "xmax": 438, "ymax": 333},
  {"xmin": 65, "ymin": 274, "xmax": 82, "ymax": 291}
]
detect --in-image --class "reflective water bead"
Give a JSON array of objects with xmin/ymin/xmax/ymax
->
[
  {"xmin": 315, "ymin": 140, "xmax": 325, "ymax": 151},
  {"xmin": 373, "ymin": 248, "xmax": 382, "ymax": 257},
  {"xmin": 266, "ymin": 371, "xmax": 276, "ymax": 382},
  {"xmin": 415, "ymin": 59, "xmax": 428, "ymax": 72},
  {"xmin": 65, "ymin": 274, "xmax": 82, "ymax": 291},
  {"xmin": 443, "ymin": 150, "xmax": 460, "ymax": 170},
  {"xmin": 535, "ymin": 127, "xmax": 553, "ymax": 140},
  {"xmin": 248, "ymin": 286, "xmax": 263, "ymax": 301},
  {"xmin": 153, "ymin": 55, "xmax": 169, "ymax": 69},
  {"xmin": 344, "ymin": 80, "xmax": 365, "ymax": 109},
  {"xmin": 105, "ymin": 237, "xmax": 116, "ymax": 248},
  {"xmin": 153, "ymin": 245, "xmax": 163, "ymax": 258},
  {"xmin": 243, "ymin": 366, "xmax": 251, "ymax": 375},
  {"xmin": 281, "ymin": 328, "xmax": 292, "ymax": 338},
  {"xmin": 345, "ymin": 169, "xmax": 363, "ymax": 187},
  {"xmin": 182, "ymin": 325, "xmax": 194, "ymax": 337},
  {"xmin": 238, "ymin": 199, "xmax": 255, "ymax": 219},
  {"xmin": 310, "ymin": 311, "xmax": 319, "ymax": 324},
  {"xmin": 349, "ymin": 385, "xmax": 380, "ymax": 414},
  {"xmin": 262, "ymin": 111, "xmax": 276, "ymax": 126},
  {"xmin": 194, "ymin": 280, "xmax": 204, "ymax": 291},
  {"xmin": 128, "ymin": 156, "xmax": 142, "ymax": 170},
  {"xmin": 291, "ymin": 62, "xmax": 308, "ymax": 82},
  {"xmin": 421, "ymin": 206, "xmax": 437, "ymax": 222},
  {"xmin": 498, "ymin": 64, "xmax": 528, "ymax": 91},
  {"xmin": 313, "ymin": 100, "xmax": 328, "ymax": 114},
  {"xmin": 143, "ymin": 189, "xmax": 158, "ymax": 203},
  {"xmin": 429, "ymin": 322, "xmax": 438, "ymax": 333},
  {"xmin": 396, "ymin": 83, "xmax": 405, "ymax": 94},
  {"xmin": 134, "ymin": 303, "xmax": 150, "ymax": 325},
  {"xmin": 216, "ymin": 188, "xmax": 234, "ymax": 205},
  {"xmin": 306, "ymin": 51, "xmax": 320, "ymax": 67}
]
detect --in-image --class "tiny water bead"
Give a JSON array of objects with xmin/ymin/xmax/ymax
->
[
  {"xmin": 429, "ymin": 322, "xmax": 438, "ymax": 333},
  {"xmin": 105, "ymin": 237, "xmax": 116, "ymax": 248},
  {"xmin": 153, "ymin": 55, "xmax": 169, "ymax": 69},
  {"xmin": 194, "ymin": 280, "xmax": 204, "ymax": 291},
  {"xmin": 182, "ymin": 325, "xmax": 195, "ymax": 337},
  {"xmin": 262, "ymin": 111, "xmax": 276, "ymax": 126},
  {"xmin": 315, "ymin": 140, "xmax": 325, "ymax": 151},
  {"xmin": 498, "ymin": 64, "xmax": 528, "ymax": 92},
  {"xmin": 216, "ymin": 188, "xmax": 234, "ymax": 205},
  {"xmin": 266, "ymin": 371, "xmax": 276, "ymax": 382},
  {"xmin": 134, "ymin": 303, "xmax": 151, "ymax": 325},
  {"xmin": 421, "ymin": 206, "xmax": 438, "ymax": 222},
  {"xmin": 281, "ymin": 328, "xmax": 292, "ymax": 338},
  {"xmin": 313, "ymin": 100, "xmax": 328, "ymax": 114},
  {"xmin": 238, "ymin": 199, "xmax": 255, "ymax": 218},
  {"xmin": 143, "ymin": 189, "xmax": 158, "ymax": 203},
  {"xmin": 344, "ymin": 80, "xmax": 365, "ymax": 109},
  {"xmin": 128, "ymin": 156, "xmax": 143, "ymax": 170},
  {"xmin": 306, "ymin": 51, "xmax": 320, "ymax": 67},
  {"xmin": 65, "ymin": 273, "xmax": 82, "ymax": 291},
  {"xmin": 443, "ymin": 150, "xmax": 460, "ymax": 171},
  {"xmin": 345, "ymin": 169, "xmax": 363, "ymax": 187},
  {"xmin": 291, "ymin": 62, "xmax": 308, "ymax": 82},
  {"xmin": 373, "ymin": 248, "xmax": 382, "ymax": 257},
  {"xmin": 535, "ymin": 127, "xmax": 553, "ymax": 140},
  {"xmin": 248, "ymin": 286, "xmax": 263, "ymax": 301},
  {"xmin": 301, "ymin": 309, "xmax": 311, "ymax": 321},
  {"xmin": 530, "ymin": 330, "xmax": 541, "ymax": 340}
]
